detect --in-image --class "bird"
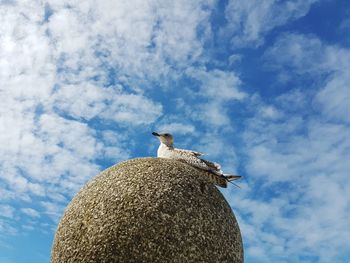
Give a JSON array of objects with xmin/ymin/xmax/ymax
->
[{"xmin": 152, "ymin": 132, "xmax": 241, "ymax": 188}]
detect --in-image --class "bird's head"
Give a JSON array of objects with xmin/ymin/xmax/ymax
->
[{"xmin": 152, "ymin": 132, "xmax": 174, "ymax": 146}]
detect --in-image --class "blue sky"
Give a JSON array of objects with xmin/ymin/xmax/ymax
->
[{"xmin": 1, "ymin": 0, "xmax": 350, "ymax": 262}]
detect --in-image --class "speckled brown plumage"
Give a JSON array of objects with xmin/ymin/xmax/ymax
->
[{"xmin": 51, "ymin": 157, "xmax": 244, "ymax": 263}]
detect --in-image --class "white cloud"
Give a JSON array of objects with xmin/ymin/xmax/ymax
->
[
  {"xmin": 259, "ymin": 105, "xmax": 283, "ymax": 120},
  {"xmin": 224, "ymin": 0, "xmax": 319, "ymax": 47},
  {"xmin": 40, "ymin": 201, "xmax": 64, "ymax": 222},
  {"xmin": 231, "ymin": 87, "xmax": 350, "ymax": 262},
  {"xmin": 228, "ymin": 54, "xmax": 242, "ymax": 65},
  {"xmin": 187, "ymin": 68, "xmax": 245, "ymax": 100},
  {"xmin": 337, "ymin": 17, "xmax": 350, "ymax": 45},
  {"xmin": 0, "ymin": 220, "xmax": 17, "ymax": 236},
  {"xmin": 185, "ymin": 67, "xmax": 246, "ymax": 127},
  {"xmin": 263, "ymin": 33, "xmax": 325, "ymax": 76},
  {"xmin": 21, "ymin": 208, "xmax": 40, "ymax": 218},
  {"xmin": 0, "ymin": 205, "xmax": 15, "ymax": 219},
  {"xmin": 0, "ymin": 108, "xmax": 103, "ymax": 194},
  {"xmin": 264, "ymin": 33, "xmax": 350, "ymax": 124},
  {"xmin": 0, "ymin": 0, "xmax": 219, "ymax": 233},
  {"xmin": 316, "ymin": 73, "xmax": 350, "ymax": 123},
  {"xmin": 0, "ymin": 188, "xmax": 16, "ymax": 201},
  {"xmin": 157, "ymin": 122, "xmax": 195, "ymax": 135},
  {"xmin": 44, "ymin": 0, "xmax": 214, "ymax": 84},
  {"xmin": 54, "ymin": 83, "xmax": 162, "ymax": 124}
]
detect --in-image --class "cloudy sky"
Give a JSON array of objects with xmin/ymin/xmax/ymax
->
[{"xmin": 1, "ymin": 0, "xmax": 350, "ymax": 262}]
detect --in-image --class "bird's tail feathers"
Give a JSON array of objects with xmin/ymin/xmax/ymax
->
[
  {"xmin": 204, "ymin": 172, "xmax": 242, "ymax": 188},
  {"xmin": 224, "ymin": 174, "xmax": 241, "ymax": 188},
  {"xmin": 224, "ymin": 174, "xmax": 241, "ymax": 181}
]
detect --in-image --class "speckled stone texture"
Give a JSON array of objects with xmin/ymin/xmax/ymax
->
[{"xmin": 51, "ymin": 157, "xmax": 243, "ymax": 263}]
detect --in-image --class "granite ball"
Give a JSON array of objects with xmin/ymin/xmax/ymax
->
[{"xmin": 51, "ymin": 157, "xmax": 243, "ymax": 263}]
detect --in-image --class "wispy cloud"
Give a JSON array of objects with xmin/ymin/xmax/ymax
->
[
  {"xmin": 0, "ymin": 0, "xmax": 217, "ymax": 232},
  {"xmin": 264, "ymin": 33, "xmax": 350, "ymax": 124},
  {"xmin": 0, "ymin": 205, "xmax": 15, "ymax": 219},
  {"xmin": 185, "ymin": 67, "xmax": 246, "ymax": 127},
  {"xmin": 156, "ymin": 122, "xmax": 196, "ymax": 135},
  {"xmin": 21, "ymin": 208, "xmax": 40, "ymax": 218},
  {"xmin": 232, "ymin": 33, "xmax": 350, "ymax": 261},
  {"xmin": 224, "ymin": 0, "xmax": 319, "ymax": 47}
]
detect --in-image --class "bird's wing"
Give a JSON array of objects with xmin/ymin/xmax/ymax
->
[
  {"xmin": 174, "ymin": 148, "xmax": 204, "ymax": 157},
  {"xmin": 200, "ymin": 159, "xmax": 222, "ymax": 174},
  {"xmin": 172, "ymin": 149, "xmax": 222, "ymax": 174}
]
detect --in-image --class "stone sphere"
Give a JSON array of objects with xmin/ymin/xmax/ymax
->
[{"xmin": 51, "ymin": 158, "xmax": 243, "ymax": 263}]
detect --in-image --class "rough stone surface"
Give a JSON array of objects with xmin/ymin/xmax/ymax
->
[{"xmin": 51, "ymin": 157, "xmax": 243, "ymax": 263}]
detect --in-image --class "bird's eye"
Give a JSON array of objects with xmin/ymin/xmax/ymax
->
[{"xmin": 164, "ymin": 133, "xmax": 170, "ymax": 137}]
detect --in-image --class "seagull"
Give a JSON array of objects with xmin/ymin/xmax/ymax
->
[{"xmin": 152, "ymin": 132, "xmax": 241, "ymax": 188}]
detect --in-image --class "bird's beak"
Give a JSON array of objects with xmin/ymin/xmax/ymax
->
[{"xmin": 152, "ymin": 132, "xmax": 160, "ymax": 137}]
